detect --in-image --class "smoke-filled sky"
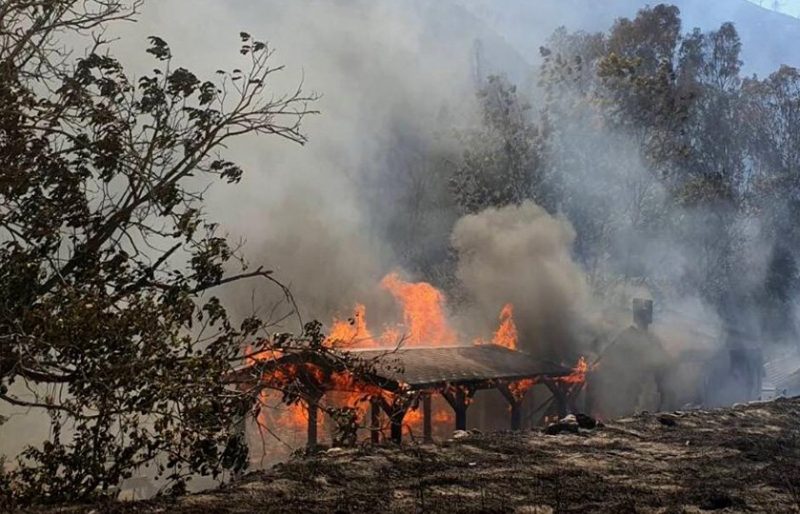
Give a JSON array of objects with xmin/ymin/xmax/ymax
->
[{"xmin": 103, "ymin": 0, "xmax": 800, "ymax": 326}]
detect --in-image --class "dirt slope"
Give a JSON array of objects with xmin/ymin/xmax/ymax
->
[{"xmin": 43, "ymin": 397, "xmax": 800, "ymax": 513}]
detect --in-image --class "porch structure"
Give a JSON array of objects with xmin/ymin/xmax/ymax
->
[
  {"xmin": 349, "ymin": 345, "xmax": 573, "ymax": 444},
  {"xmin": 231, "ymin": 344, "xmax": 576, "ymax": 447}
]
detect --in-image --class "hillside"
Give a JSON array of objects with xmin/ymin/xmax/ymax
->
[{"xmin": 43, "ymin": 397, "xmax": 800, "ymax": 513}]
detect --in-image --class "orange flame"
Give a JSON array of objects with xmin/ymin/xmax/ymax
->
[
  {"xmin": 492, "ymin": 303, "xmax": 518, "ymax": 350},
  {"xmin": 402, "ymin": 397, "xmax": 455, "ymax": 438},
  {"xmin": 244, "ymin": 274, "xmax": 551, "ymax": 449},
  {"xmin": 380, "ymin": 272, "xmax": 457, "ymax": 347},
  {"xmin": 246, "ymin": 272, "xmax": 465, "ymax": 444},
  {"xmin": 278, "ymin": 401, "xmax": 312, "ymax": 432},
  {"xmin": 558, "ymin": 356, "xmax": 590, "ymax": 385},
  {"xmin": 509, "ymin": 378, "xmax": 536, "ymax": 399},
  {"xmin": 474, "ymin": 303, "xmax": 519, "ymax": 350},
  {"xmin": 326, "ymin": 303, "xmax": 376, "ymax": 348}
]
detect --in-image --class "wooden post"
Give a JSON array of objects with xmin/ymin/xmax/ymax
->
[
  {"xmin": 422, "ymin": 392, "xmax": 433, "ymax": 443},
  {"xmin": 544, "ymin": 380, "xmax": 568, "ymax": 418},
  {"xmin": 388, "ymin": 402, "xmax": 409, "ymax": 444},
  {"xmin": 455, "ymin": 388, "xmax": 467, "ymax": 430},
  {"xmin": 380, "ymin": 396, "xmax": 411, "ymax": 444},
  {"xmin": 566, "ymin": 385, "xmax": 580, "ymax": 415},
  {"xmin": 370, "ymin": 397, "xmax": 381, "ymax": 444},
  {"xmin": 584, "ymin": 374, "xmax": 595, "ymax": 416},
  {"xmin": 307, "ymin": 398, "xmax": 319, "ymax": 450},
  {"xmin": 390, "ymin": 411, "xmax": 404, "ymax": 443},
  {"xmin": 510, "ymin": 403, "xmax": 522, "ymax": 430},
  {"xmin": 497, "ymin": 384, "xmax": 523, "ymax": 431},
  {"xmin": 441, "ymin": 387, "xmax": 472, "ymax": 432}
]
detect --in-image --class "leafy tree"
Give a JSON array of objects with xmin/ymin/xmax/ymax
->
[
  {"xmin": 607, "ymin": 4, "xmax": 682, "ymax": 72},
  {"xmin": 675, "ymin": 23, "xmax": 745, "ymax": 202},
  {"xmin": 0, "ymin": 0, "xmax": 343, "ymax": 506},
  {"xmin": 743, "ymin": 65, "xmax": 800, "ymax": 339},
  {"xmin": 743, "ymin": 65, "xmax": 800, "ymax": 212},
  {"xmin": 538, "ymin": 21, "xmax": 675, "ymax": 293},
  {"xmin": 450, "ymin": 75, "xmax": 548, "ymax": 214},
  {"xmin": 670, "ymin": 23, "xmax": 749, "ymax": 310},
  {"xmin": 762, "ymin": 244, "xmax": 799, "ymax": 339},
  {"xmin": 541, "ymin": 6, "xmax": 800, "ymax": 351},
  {"xmin": 597, "ymin": 4, "xmax": 694, "ymax": 173}
]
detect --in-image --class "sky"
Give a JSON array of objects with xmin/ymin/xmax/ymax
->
[{"xmin": 747, "ymin": 0, "xmax": 800, "ymax": 17}]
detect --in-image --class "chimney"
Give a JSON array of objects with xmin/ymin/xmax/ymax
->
[{"xmin": 633, "ymin": 298, "xmax": 653, "ymax": 330}]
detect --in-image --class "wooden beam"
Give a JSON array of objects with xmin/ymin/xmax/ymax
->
[
  {"xmin": 441, "ymin": 387, "xmax": 474, "ymax": 432},
  {"xmin": 388, "ymin": 401, "xmax": 410, "ymax": 444},
  {"xmin": 422, "ymin": 392, "xmax": 433, "ymax": 443},
  {"xmin": 379, "ymin": 394, "xmax": 416, "ymax": 444},
  {"xmin": 496, "ymin": 384, "xmax": 523, "ymax": 431},
  {"xmin": 496, "ymin": 383, "xmax": 516, "ymax": 405},
  {"xmin": 390, "ymin": 410, "xmax": 405, "ymax": 443},
  {"xmin": 543, "ymin": 380, "xmax": 568, "ymax": 418},
  {"xmin": 379, "ymin": 396, "xmax": 394, "ymax": 417},
  {"xmin": 440, "ymin": 388, "xmax": 456, "ymax": 410},
  {"xmin": 454, "ymin": 388, "xmax": 468, "ymax": 431},
  {"xmin": 307, "ymin": 398, "xmax": 319, "ymax": 450},
  {"xmin": 370, "ymin": 397, "xmax": 381, "ymax": 444}
]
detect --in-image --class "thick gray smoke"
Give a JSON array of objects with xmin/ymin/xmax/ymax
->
[
  {"xmin": 451, "ymin": 202, "xmax": 591, "ymax": 359},
  {"xmin": 103, "ymin": 1, "xmax": 786, "ymax": 354},
  {"xmin": 104, "ymin": 0, "xmax": 520, "ymax": 326}
]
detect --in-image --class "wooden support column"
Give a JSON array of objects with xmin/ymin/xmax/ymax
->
[
  {"xmin": 441, "ymin": 387, "xmax": 472, "ymax": 432},
  {"xmin": 422, "ymin": 392, "xmax": 433, "ymax": 443},
  {"xmin": 370, "ymin": 397, "xmax": 381, "ymax": 444},
  {"xmin": 543, "ymin": 380, "xmax": 568, "ymax": 419},
  {"xmin": 307, "ymin": 397, "xmax": 320, "ymax": 450},
  {"xmin": 566, "ymin": 386, "xmax": 580, "ymax": 415},
  {"xmin": 455, "ymin": 388, "xmax": 467, "ymax": 430},
  {"xmin": 390, "ymin": 411, "xmax": 405, "ymax": 443},
  {"xmin": 496, "ymin": 384, "xmax": 523, "ymax": 431},
  {"xmin": 388, "ymin": 403, "xmax": 410, "ymax": 444},
  {"xmin": 511, "ymin": 402, "xmax": 522, "ymax": 430},
  {"xmin": 380, "ymin": 395, "xmax": 413, "ymax": 444},
  {"xmin": 583, "ymin": 374, "xmax": 596, "ymax": 417}
]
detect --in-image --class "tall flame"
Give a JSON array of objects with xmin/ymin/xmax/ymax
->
[
  {"xmin": 326, "ymin": 303, "xmax": 376, "ymax": 348},
  {"xmin": 380, "ymin": 272, "xmax": 457, "ymax": 347},
  {"xmin": 492, "ymin": 303, "xmax": 518, "ymax": 350},
  {"xmin": 558, "ymin": 356, "xmax": 590, "ymax": 385},
  {"xmin": 474, "ymin": 303, "xmax": 519, "ymax": 350}
]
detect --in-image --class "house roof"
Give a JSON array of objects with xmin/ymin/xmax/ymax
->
[
  {"xmin": 345, "ymin": 344, "xmax": 571, "ymax": 389},
  {"xmin": 227, "ymin": 344, "xmax": 572, "ymax": 393}
]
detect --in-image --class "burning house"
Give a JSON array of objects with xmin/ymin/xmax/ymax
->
[
  {"xmin": 233, "ymin": 344, "xmax": 583, "ymax": 447},
  {"xmin": 230, "ymin": 263, "xmax": 782, "ymax": 461},
  {"xmin": 231, "ymin": 272, "xmax": 591, "ymax": 454}
]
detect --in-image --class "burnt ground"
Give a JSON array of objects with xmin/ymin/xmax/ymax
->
[{"xmin": 38, "ymin": 397, "xmax": 800, "ymax": 513}]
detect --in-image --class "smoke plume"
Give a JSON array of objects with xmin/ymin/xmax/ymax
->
[{"xmin": 451, "ymin": 202, "xmax": 591, "ymax": 359}]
